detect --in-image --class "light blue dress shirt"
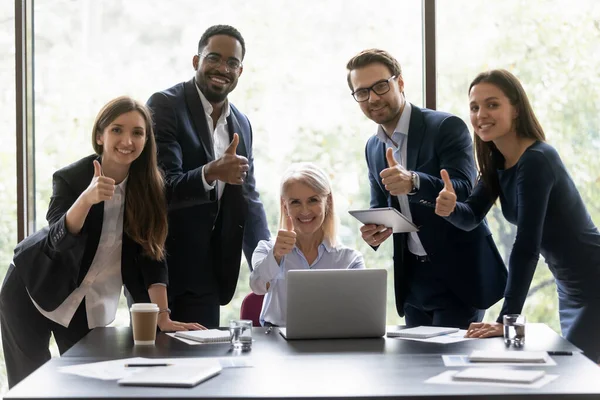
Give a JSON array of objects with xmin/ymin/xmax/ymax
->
[{"xmin": 249, "ymin": 239, "xmax": 365, "ymax": 326}]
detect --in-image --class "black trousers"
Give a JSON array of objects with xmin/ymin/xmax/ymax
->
[
  {"xmin": 169, "ymin": 291, "xmax": 221, "ymax": 328},
  {"xmin": 403, "ymin": 252, "xmax": 484, "ymax": 329},
  {"xmin": 0, "ymin": 266, "xmax": 91, "ymax": 389}
]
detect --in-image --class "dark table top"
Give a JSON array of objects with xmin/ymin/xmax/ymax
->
[{"xmin": 6, "ymin": 323, "xmax": 600, "ymax": 400}]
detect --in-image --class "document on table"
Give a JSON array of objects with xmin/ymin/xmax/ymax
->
[
  {"xmin": 426, "ymin": 370, "xmax": 559, "ymax": 389},
  {"xmin": 442, "ymin": 354, "xmax": 557, "ymax": 367},
  {"xmin": 468, "ymin": 350, "xmax": 550, "ymax": 363},
  {"xmin": 389, "ymin": 329, "xmax": 474, "ymax": 344},
  {"xmin": 118, "ymin": 363, "xmax": 222, "ymax": 388},
  {"xmin": 59, "ymin": 357, "xmax": 253, "ymax": 380}
]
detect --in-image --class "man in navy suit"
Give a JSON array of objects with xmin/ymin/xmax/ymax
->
[
  {"xmin": 346, "ymin": 49, "xmax": 507, "ymax": 328},
  {"xmin": 147, "ymin": 25, "xmax": 270, "ymax": 327}
]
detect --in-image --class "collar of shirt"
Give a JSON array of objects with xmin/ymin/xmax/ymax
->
[
  {"xmin": 375, "ymin": 100, "xmax": 412, "ymax": 148},
  {"xmin": 112, "ymin": 176, "xmax": 128, "ymax": 198},
  {"xmin": 291, "ymin": 238, "xmax": 334, "ymax": 257},
  {"xmin": 195, "ymin": 81, "xmax": 231, "ymax": 128}
]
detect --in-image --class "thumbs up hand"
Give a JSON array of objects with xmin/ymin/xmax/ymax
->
[
  {"xmin": 83, "ymin": 160, "xmax": 116, "ymax": 206},
  {"xmin": 380, "ymin": 147, "xmax": 413, "ymax": 196},
  {"xmin": 435, "ymin": 169, "xmax": 457, "ymax": 217},
  {"xmin": 273, "ymin": 213, "xmax": 297, "ymax": 264},
  {"xmin": 204, "ymin": 133, "xmax": 249, "ymax": 185}
]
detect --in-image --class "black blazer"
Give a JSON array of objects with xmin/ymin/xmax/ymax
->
[
  {"xmin": 12, "ymin": 155, "xmax": 168, "ymax": 312},
  {"xmin": 147, "ymin": 79, "xmax": 269, "ymax": 305},
  {"xmin": 365, "ymin": 105, "xmax": 507, "ymax": 316}
]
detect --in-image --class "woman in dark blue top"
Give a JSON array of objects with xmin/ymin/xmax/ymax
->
[{"xmin": 435, "ymin": 69, "xmax": 600, "ymax": 362}]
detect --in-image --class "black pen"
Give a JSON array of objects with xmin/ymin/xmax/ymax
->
[
  {"xmin": 547, "ymin": 351, "xmax": 572, "ymax": 356},
  {"xmin": 125, "ymin": 363, "xmax": 172, "ymax": 367}
]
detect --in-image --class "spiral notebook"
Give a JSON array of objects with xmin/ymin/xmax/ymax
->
[
  {"xmin": 386, "ymin": 326, "xmax": 459, "ymax": 339},
  {"xmin": 174, "ymin": 329, "xmax": 231, "ymax": 344}
]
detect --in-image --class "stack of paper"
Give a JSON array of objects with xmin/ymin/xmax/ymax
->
[
  {"xmin": 452, "ymin": 368, "xmax": 546, "ymax": 384},
  {"xmin": 468, "ymin": 351, "xmax": 549, "ymax": 364}
]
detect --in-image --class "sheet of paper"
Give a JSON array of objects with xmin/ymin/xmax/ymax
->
[
  {"xmin": 442, "ymin": 354, "xmax": 556, "ymax": 367},
  {"xmin": 426, "ymin": 370, "xmax": 558, "ymax": 389},
  {"xmin": 59, "ymin": 357, "xmax": 147, "ymax": 380},
  {"xmin": 60, "ymin": 357, "xmax": 253, "ymax": 380},
  {"xmin": 391, "ymin": 329, "xmax": 475, "ymax": 344}
]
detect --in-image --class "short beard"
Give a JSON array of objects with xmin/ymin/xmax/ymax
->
[{"xmin": 203, "ymin": 89, "xmax": 228, "ymax": 103}]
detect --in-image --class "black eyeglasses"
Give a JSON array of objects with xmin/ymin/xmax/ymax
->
[
  {"xmin": 199, "ymin": 53, "xmax": 243, "ymax": 71},
  {"xmin": 351, "ymin": 76, "xmax": 396, "ymax": 102}
]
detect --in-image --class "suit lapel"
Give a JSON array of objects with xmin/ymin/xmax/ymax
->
[
  {"xmin": 226, "ymin": 112, "xmax": 248, "ymax": 157},
  {"xmin": 406, "ymin": 103, "xmax": 425, "ymax": 171},
  {"xmin": 184, "ymin": 79, "xmax": 215, "ymax": 160}
]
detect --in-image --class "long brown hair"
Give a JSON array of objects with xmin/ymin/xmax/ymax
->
[
  {"xmin": 91, "ymin": 96, "xmax": 168, "ymax": 260},
  {"xmin": 469, "ymin": 69, "xmax": 546, "ymax": 196}
]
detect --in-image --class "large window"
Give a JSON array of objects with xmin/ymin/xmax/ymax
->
[
  {"xmin": 437, "ymin": 0, "xmax": 600, "ymax": 331},
  {"xmin": 31, "ymin": 0, "xmax": 423, "ymax": 330},
  {"xmin": 0, "ymin": 1, "xmax": 16, "ymax": 394}
]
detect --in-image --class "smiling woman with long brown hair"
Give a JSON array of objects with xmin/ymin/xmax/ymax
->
[
  {"xmin": 0, "ymin": 96, "xmax": 203, "ymax": 388},
  {"xmin": 435, "ymin": 69, "xmax": 600, "ymax": 363}
]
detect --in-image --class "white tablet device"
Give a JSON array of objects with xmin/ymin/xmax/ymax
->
[{"xmin": 348, "ymin": 207, "xmax": 418, "ymax": 233}]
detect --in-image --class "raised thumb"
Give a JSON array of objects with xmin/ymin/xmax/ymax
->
[
  {"xmin": 441, "ymin": 169, "xmax": 454, "ymax": 193},
  {"xmin": 386, "ymin": 147, "xmax": 398, "ymax": 167},
  {"xmin": 93, "ymin": 160, "xmax": 102, "ymax": 177},
  {"xmin": 225, "ymin": 133, "xmax": 239, "ymax": 155},
  {"xmin": 285, "ymin": 214, "xmax": 294, "ymax": 231}
]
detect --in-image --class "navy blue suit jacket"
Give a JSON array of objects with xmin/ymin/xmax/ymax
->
[
  {"xmin": 365, "ymin": 104, "xmax": 507, "ymax": 317},
  {"xmin": 147, "ymin": 79, "xmax": 269, "ymax": 305}
]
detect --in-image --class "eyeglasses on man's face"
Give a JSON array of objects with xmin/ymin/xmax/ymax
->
[
  {"xmin": 351, "ymin": 76, "xmax": 397, "ymax": 102},
  {"xmin": 199, "ymin": 53, "xmax": 243, "ymax": 72}
]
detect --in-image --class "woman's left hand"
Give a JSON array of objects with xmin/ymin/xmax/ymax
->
[
  {"xmin": 157, "ymin": 316, "xmax": 206, "ymax": 332},
  {"xmin": 464, "ymin": 322, "xmax": 503, "ymax": 338}
]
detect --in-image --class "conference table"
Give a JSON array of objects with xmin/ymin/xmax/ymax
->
[{"xmin": 5, "ymin": 323, "xmax": 600, "ymax": 399}]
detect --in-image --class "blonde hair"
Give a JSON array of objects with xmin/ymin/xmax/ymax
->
[{"xmin": 279, "ymin": 163, "xmax": 337, "ymax": 247}]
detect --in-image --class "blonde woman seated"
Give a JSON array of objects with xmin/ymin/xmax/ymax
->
[{"xmin": 249, "ymin": 163, "xmax": 365, "ymax": 326}]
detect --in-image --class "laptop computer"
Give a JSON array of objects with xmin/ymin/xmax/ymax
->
[{"xmin": 279, "ymin": 268, "xmax": 387, "ymax": 340}]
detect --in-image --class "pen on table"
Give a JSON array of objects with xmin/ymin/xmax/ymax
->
[
  {"xmin": 547, "ymin": 351, "xmax": 573, "ymax": 356},
  {"xmin": 124, "ymin": 363, "xmax": 173, "ymax": 367},
  {"xmin": 265, "ymin": 326, "xmax": 273, "ymax": 335}
]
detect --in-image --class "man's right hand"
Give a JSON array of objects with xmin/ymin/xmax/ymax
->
[
  {"xmin": 273, "ymin": 215, "xmax": 296, "ymax": 264},
  {"xmin": 360, "ymin": 224, "xmax": 392, "ymax": 247},
  {"xmin": 205, "ymin": 133, "xmax": 250, "ymax": 185}
]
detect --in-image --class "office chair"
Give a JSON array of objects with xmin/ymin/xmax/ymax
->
[{"xmin": 240, "ymin": 292, "xmax": 264, "ymax": 327}]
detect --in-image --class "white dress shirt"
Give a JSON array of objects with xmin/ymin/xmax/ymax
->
[
  {"xmin": 196, "ymin": 83, "xmax": 231, "ymax": 201},
  {"xmin": 375, "ymin": 101, "xmax": 427, "ymax": 256},
  {"xmin": 249, "ymin": 239, "xmax": 365, "ymax": 326},
  {"xmin": 30, "ymin": 179, "xmax": 127, "ymax": 328}
]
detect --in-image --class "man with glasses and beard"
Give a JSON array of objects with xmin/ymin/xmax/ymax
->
[
  {"xmin": 147, "ymin": 25, "xmax": 269, "ymax": 327},
  {"xmin": 346, "ymin": 49, "xmax": 507, "ymax": 328}
]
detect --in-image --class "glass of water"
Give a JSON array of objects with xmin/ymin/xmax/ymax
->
[
  {"xmin": 503, "ymin": 314, "xmax": 526, "ymax": 347},
  {"xmin": 229, "ymin": 319, "xmax": 252, "ymax": 351}
]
